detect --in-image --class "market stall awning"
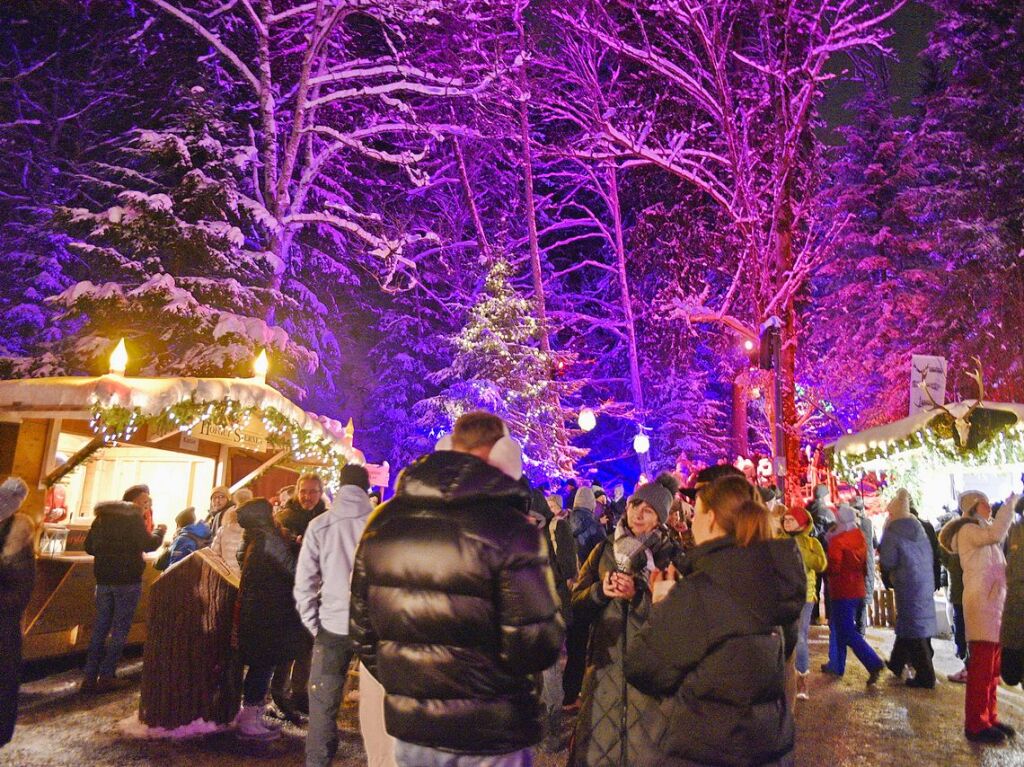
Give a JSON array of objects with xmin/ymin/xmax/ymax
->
[{"xmin": 832, "ymin": 401, "xmax": 1024, "ymax": 456}]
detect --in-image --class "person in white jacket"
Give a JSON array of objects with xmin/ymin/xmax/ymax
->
[
  {"xmin": 294, "ymin": 464, "xmax": 374, "ymax": 767},
  {"xmin": 939, "ymin": 490, "xmax": 1019, "ymax": 745}
]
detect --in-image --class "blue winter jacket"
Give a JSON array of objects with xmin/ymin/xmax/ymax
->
[
  {"xmin": 167, "ymin": 521, "xmax": 212, "ymax": 567},
  {"xmin": 879, "ymin": 517, "xmax": 938, "ymax": 639}
]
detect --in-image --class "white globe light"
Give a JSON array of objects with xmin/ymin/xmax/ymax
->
[
  {"xmin": 633, "ymin": 433, "xmax": 650, "ymax": 454},
  {"xmin": 578, "ymin": 407, "xmax": 597, "ymax": 432}
]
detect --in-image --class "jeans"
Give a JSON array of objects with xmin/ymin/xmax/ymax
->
[
  {"xmin": 306, "ymin": 629, "xmax": 354, "ymax": 767},
  {"xmin": 795, "ymin": 602, "xmax": 814, "ymax": 674},
  {"xmin": 83, "ymin": 583, "xmax": 142, "ymax": 679},
  {"xmin": 827, "ymin": 598, "xmax": 883, "ymax": 676},
  {"xmin": 952, "ymin": 603, "xmax": 968, "ymax": 661},
  {"xmin": 395, "ymin": 741, "xmax": 532, "ymax": 767},
  {"xmin": 272, "ymin": 630, "xmax": 314, "ymax": 711},
  {"xmin": 243, "ymin": 664, "xmax": 275, "ymax": 706},
  {"xmin": 562, "ymin": 620, "xmax": 589, "ymax": 704}
]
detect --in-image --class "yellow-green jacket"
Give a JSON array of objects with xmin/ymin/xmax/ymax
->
[{"xmin": 792, "ymin": 526, "xmax": 827, "ymax": 603}]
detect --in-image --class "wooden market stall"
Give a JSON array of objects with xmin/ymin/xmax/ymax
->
[{"xmin": 0, "ymin": 366, "xmax": 365, "ymax": 662}]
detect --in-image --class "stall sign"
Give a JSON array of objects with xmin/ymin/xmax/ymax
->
[
  {"xmin": 910, "ymin": 355, "xmax": 947, "ymax": 416},
  {"xmin": 191, "ymin": 418, "xmax": 269, "ymax": 453}
]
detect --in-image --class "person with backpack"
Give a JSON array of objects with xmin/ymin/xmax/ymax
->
[{"xmin": 165, "ymin": 507, "xmax": 211, "ymax": 569}]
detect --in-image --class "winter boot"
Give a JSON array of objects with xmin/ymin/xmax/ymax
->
[
  {"xmin": 796, "ymin": 671, "xmax": 809, "ymax": 700},
  {"xmin": 235, "ymin": 705, "xmax": 280, "ymax": 740}
]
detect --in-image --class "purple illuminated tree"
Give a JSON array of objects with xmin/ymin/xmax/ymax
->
[{"xmin": 566, "ymin": 0, "xmax": 905, "ymax": 498}]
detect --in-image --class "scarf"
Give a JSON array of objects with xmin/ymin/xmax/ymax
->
[{"xmin": 612, "ymin": 518, "xmax": 656, "ymax": 578}]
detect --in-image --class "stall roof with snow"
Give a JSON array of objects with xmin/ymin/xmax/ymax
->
[{"xmin": 830, "ymin": 400, "xmax": 1024, "ymax": 516}]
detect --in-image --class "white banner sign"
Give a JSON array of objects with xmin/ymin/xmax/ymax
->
[{"xmin": 910, "ymin": 354, "xmax": 948, "ymax": 415}]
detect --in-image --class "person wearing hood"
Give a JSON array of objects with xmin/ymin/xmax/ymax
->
[
  {"xmin": 821, "ymin": 504, "xmax": 884, "ymax": 684},
  {"xmin": 781, "ymin": 506, "xmax": 827, "ymax": 700},
  {"xmin": 567, "ymin": 474, "xmax": 684, "ymax": 767},
  {"xmin": 1000, "ymin": 497, "xmax": 1024, "ymax": 690},
  {"xmin": 939, "ymin": 490, "xmax": 1018, "ymax": 744},
  {"xmin": 0, "ymin": 478, "xmax": 34, "ymax": 748},
  {"xmin": 624, "ymin": 475, "xmax": 806, "ymax": 767},
  {"xmin": 879, "ymin": 489, "xmax": 938, "ymax": 688},
  {"xmin": 166, "ymin": 507, "xmax": 212, "ymax": 568},
  {"xmin": 349, "ymin": 412, "xmax": 563, "ymax": 766},
  {"xmin": 295, "ymin": 464, "xmax": 375, "ymax": 767},
  {"xmin": 81, "ymin": 490, "xmax": 166, "ymax": 693},
  {"xmin": 234, "ymin": 497, "xmax": 307, "ymax": 739}
]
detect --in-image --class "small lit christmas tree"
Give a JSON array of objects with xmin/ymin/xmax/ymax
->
[{"xmin": 418, "ymin": 258, "xmax": 582, "ymax": 479}]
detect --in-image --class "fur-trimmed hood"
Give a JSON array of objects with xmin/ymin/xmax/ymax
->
[{"xmin": 939, "ymin": 515, "xmax": 980, "ymax": 554}]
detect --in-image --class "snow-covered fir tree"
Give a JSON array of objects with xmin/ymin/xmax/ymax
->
[
  {"xmin": 418, "ymin": 258, "xmax": 582, "ymax": 479},
  {"xmin": 48, "ymin": 86, "xmax": 316, "ymax": 394}
]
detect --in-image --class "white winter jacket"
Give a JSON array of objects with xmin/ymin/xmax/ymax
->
[
  {"xmin": 951, "ymin": 497, "xmax": 1017, "ymax": 643},
  {"xmin": 294, "ymin": 485, "xmax": 374, "ymax": 636}
]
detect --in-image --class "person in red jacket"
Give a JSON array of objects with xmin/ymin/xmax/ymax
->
[{"xmin": 821, "ymin": 504, "xmax": 884, "ymax": 684}]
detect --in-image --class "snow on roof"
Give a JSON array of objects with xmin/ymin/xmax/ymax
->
[
  {"xmin": 0, "ymin": 374, "xmax": 355, "ymax": 451},
  {"xmin": 833, "ymin": 400, "xmax": 1024, "ymax": 454}
]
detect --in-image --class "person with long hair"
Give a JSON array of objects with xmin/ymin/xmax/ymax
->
[{"xmin": 624, "ymin": 475, "xmax": 805, "ymax": 767}]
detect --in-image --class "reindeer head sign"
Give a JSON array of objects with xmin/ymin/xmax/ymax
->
[{"xmin": 917, "ymin": 356, "xmax": 990, "ymax": 449}]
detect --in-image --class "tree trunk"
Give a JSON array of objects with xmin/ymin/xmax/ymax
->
[
  {"xmin": 776, "ymin": 196, "xmax": 803, "ymax": 507},
  {"xmin": 515, "ymin": 14, "xmax": 551, "ymax": 355},
  {"xmin": 732, "ymin": 371, "xmax": 749, "ymax": 458}
]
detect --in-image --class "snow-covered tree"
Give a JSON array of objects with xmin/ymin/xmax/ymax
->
[
  {"xmin": 46, "ymin": 86, "xmax": 316, "ymax": 393},
  {"xmin": 417, "ymin": 258, "xmax": 582, "ymax": 478}
]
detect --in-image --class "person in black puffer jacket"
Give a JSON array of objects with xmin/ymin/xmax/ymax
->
[
  {"xmin": 624, "ymin": 476, "xmax": 806, "ymax": 767},
  {"xmin": 349, "ymin": 412, "xmax": 563, "ymax": 765},
  {"xmin": 234, "ymin": 498, "xmax": 307, "ymax": 739},
  {"xmin": 81, "ymin": 495, "xmax": 165, "ymax": 693}
]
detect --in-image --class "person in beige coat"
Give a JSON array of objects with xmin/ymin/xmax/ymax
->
[
  {"xmin": 939, "ymin": 490, "xmax": 1018, "ymax": 744},
  {"xmin": 209, "ymin": 507, "xmax": 244, "ymax": 579}
]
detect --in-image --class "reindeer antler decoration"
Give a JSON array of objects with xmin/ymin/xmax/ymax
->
[{"xmin": 918, "ymin": 356, "xmax": 985, "ymax": 447}]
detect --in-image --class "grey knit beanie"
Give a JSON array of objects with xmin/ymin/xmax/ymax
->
[
  {"xmin": 0, "ymin": 477, "xmax": 29, "ymax": 523},
  {"xmin": 628, "ymin": 476, "xmax": 674, "ymax": 523}
]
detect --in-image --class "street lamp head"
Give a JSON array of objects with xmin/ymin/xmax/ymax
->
[{"xmin": 633, "ymin": 433, "xmax": 650, "ymax": 455}]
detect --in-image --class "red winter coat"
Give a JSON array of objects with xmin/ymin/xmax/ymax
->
[{"xmin": 827, "ymin": 528, "xmax": 867, "ymax": 600}]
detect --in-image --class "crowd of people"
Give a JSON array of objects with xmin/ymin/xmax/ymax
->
[{"xmin": 3, "ymin": 410, "xmax": 1024, "ymax": 765}]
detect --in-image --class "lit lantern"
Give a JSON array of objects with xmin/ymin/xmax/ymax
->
[
  {"xmin": 253, "ymin": 349, "xmax": 269, "ymax": 383},
  {"xmin": 743, "ymin": 339, "xmax": 755, "ymax": 351},
  {"xmin": 109, "ymin": 338, "xmax": 128, "ymax": 376},
  {"xmin": 633, "ymin": 432, "xmax": 650, "ymax": 455},
  {"xmin": 578, "ymin": 407, "xmax": 597, "ymax": 432}
]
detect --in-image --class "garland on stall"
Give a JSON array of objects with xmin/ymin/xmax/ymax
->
[
  {"xmin": 85, "ymin": 397, "xmax": 351, "ymax": 487},
  {"xmin": 832, "ymin": 412, "xmax": 1024, "ymax": 484}
]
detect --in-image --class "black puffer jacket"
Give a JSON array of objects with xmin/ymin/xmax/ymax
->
[
  {"xmin": 624, "ymin": 535, "xmax": 806, "ymax": 767},
  {"xmin": 349, "ymin": 451, "xmax": 564, "ymax": 755},
  {"xmin": 84, "ymin": 501, "xmax": 163, "ymax": 585},
  {"xmin": 236, "ymin": 499, "xmax": 307, "ymax": 667}
]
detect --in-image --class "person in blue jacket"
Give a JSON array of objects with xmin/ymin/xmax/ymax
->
[
  {"xmin": 879, "ymin": 489, "xmax": 938, "ymax": 688},
  {"xmin": 167, "ymin": 507, "xmax": 212, "ymax": 568}
]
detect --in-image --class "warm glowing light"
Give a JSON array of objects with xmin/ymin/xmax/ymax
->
[
  {"xmin": 633, "ymin": 433, "xmax": 650, "ymax": 454},
  {"xmin": 253, "ymin": 349, "xmax": 269, "ymax": 381},
  {"xmin": 743, "ymin": 339, "xmax": 755, "ymax": 351},
  {"xmin": 109, "ymin": 338, "xmax": 128, "ymax": 375},
  {"xmin": 578, "ymin": 407, "xmax": 597, "ymax": 432}
]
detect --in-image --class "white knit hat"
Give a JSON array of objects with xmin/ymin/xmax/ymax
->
[
  {"xmin": 959, "ymin": 490, "xmax": 989, "ymax": 517},
  {"xmin": 0, "ymin": 477, "xmax": 29, "ymax": 523}
]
